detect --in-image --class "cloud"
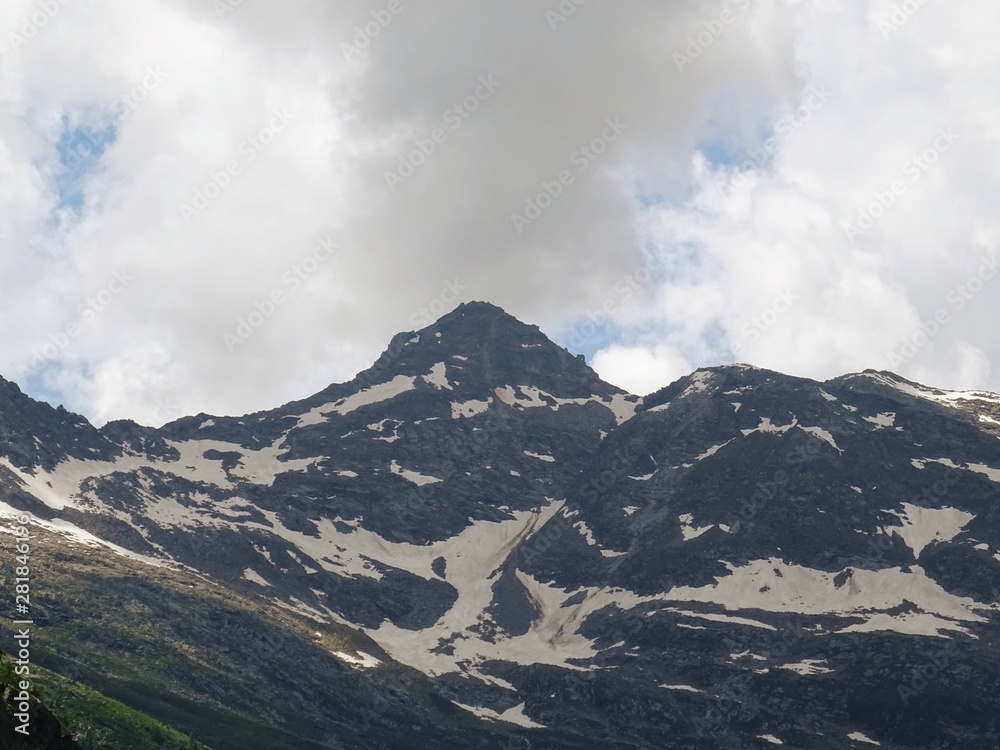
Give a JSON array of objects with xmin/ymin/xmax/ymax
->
[
  {"xmin": 591, "ymin": 344, "xmax": 692, "ymax": 397},
  {"xmin": 1, "ymin": 0, "xmax": 996, "ymax": 424},
  {"xmin": 589, "ymin": 0, "xmax": 1000, "ymax": 396}
]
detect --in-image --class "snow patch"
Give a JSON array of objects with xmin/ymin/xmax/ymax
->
[
  {"xmin": 660, "ymin": 607, "xmax": 777, "ymax": 631},
  {"xmin": 493, "ymin": 385, "xmax": 639, "ymax": 424},
  {"xmin": 847, "ymin": 731, "xmax": 881, "ymax": 745},
  {"xmin": 523, "ymin": 450, "xmax": 555, "ymax": 463},
  {"xmin": 680, "ymin": 370, "xmax": 714, "ymax": 398},
  {"xmin": 451, "ymin": 398, "xmax": 492, "ymax": 418},
  {"xmin": 880, "ymin": 503, "xmax": 974, "ymax": 558},
  {"xmin": 0, "ymin": 501, "xmax": 166, "ymax": 567},
  {"xmin": 601, "ymin": 393, "xmax": 642, "ymax": 424},
  {"xmin": 864, "ymin": 372, "xmax": 1000, "ymax": 408},
  {"xmin": 363, "ymin": 500, "xmax": 635, "ymax": 678},
  {"xmin": 573, "ymin": 519, "xmax": 625, "ymax": 557},
  {"xmin": 837, "ymin": 613, "xmax": 971, "ymax": 639},
  {"xmin": 495, "ymin": 385, "xmax": 553, "ymax": 408},
  {"xmin": 661, "ymin": 557, "xmax": 990, "ymax": 634},
  {"xmin": 694, "ymin": 441, "xmax": 731, "ymax": 461},
  {"xmin": 227, "ymin": 438, "xmax": 320, "ymax": 486},
  {"xmin": 422, "ymin": 362, "xmax": 454, "ymax": 390},
  {"xmin": 242, "ymin": 568, "xmax": 271, "ymax": 586},
  {"xmin": 1, "ymin": 435, "xmax": 318, "ymax": 505},
  {"xmin": 390, "ymin": 460, "xmax": 443, "ymax": 486},
  {"xmin": 453, "ymin": 702, "xmax": 545, "ymax": 729},
  {"xmin": 779, "ymin": 659, "xmax": 833, "ymax": 675},
  {"xmin": 798, "ymin": 425, "xmax": 842, "ymax": 453},
  {"xmin": 968, "ymin": 462, "xmax": 1000, "ymax": 482},
  {"xmin": 332, "ymin": 650, "xmax": 381, "ymax": 669},
  {"xmin": 659, "ymin": 684, "xmax": 703, "ymax": 694},
  {"xmin": 912, "ymin": 457, "xmax": 1000, "ymax": 483},
  {"xmin": 679, "ymin": 513, "xmax": 714, "ymax": 540},
  {"xmin": 741, "ymin": 417, "xmax": 797, "ymax": 437},
  {"xmin": 864, "ymin": 412, "xmax": 896, "ymax": 428},
  {"xmin": 294, "ymin": 375, "xmax": 416, "ymax": 426},
  {"xmin": 730, "ymin": 649, "xmax": 767, "ymax": 661}
]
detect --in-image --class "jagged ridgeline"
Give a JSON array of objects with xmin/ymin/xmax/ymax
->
[{"xmin": 2, "ymin": 301, "xmax": 999, "ymax": 749}]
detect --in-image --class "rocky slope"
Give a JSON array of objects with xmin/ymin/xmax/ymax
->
[{"xmin": 1, "ymin": 301, "xmax": 998, "ymax": 748}]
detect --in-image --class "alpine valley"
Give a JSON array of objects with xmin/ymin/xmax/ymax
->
[{"xmin": 2, "ymin": 301, "xmax": 999, "ymax": 749}]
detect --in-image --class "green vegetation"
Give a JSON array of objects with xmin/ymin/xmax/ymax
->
[
  {"xmin": 2, "ymin": 649, "xmax": 207, "ymax": 750},
  {"xmin": 32, "ymin": 668, "xmax": 208, "ymax": 750}
]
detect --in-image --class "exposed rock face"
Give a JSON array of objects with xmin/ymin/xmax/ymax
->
[
  {"xmin": 1, "ymin": 301, "xmax": 998, "ymax": 748},
  {"xmin": 0, "ymin": 683, "xmax": 78, "ymax": 750}
]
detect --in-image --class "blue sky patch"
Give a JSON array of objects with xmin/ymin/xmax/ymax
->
[
  {"xmin": 55, "ymin": 120, "xmax": 117, "ymax": 212},
  {"xmin": 554, "ymin": 314, "xmax": 627, "ymax": 363}
]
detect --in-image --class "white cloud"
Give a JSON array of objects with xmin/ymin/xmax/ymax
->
[
  {"xmin": 592, "ymin": 0, "xmax": 1000, "ymax": 397},
  {"xmin": 591, "ymin": 344, "xmax": 691, "ymax": 397},
  {"xmin": 0, "ymin": 0, "xmax": 996, "ymax": 424}
]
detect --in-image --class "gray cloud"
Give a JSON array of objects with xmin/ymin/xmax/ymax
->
[{"xmin": 3, "ymin": 0, "xmax": 994, "ymax": 422}]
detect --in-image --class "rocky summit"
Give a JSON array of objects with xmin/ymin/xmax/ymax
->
[{"xmin": 1, "ymin": 301, "xmax": 999, "ymax": 749}]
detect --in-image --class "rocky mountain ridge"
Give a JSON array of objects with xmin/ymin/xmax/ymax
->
[{"xmin": 1, "ymin": 301, "xmax": 999, "ymax": 748}]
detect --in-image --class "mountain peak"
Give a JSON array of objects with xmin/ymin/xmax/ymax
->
[
  {"xmin": 427, "ymin": 300, "xmax": 545, "ymax": 339},
  {"xmin": 2, "ymin": 303, "xmax": 999, "ymax": 748},
  {"xmin": 345, "ymin": 301, "xmax": 620, "ymax": 400}
]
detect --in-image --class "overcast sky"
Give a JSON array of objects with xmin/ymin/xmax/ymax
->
[{"xmin": 1, "ymin": 0, "xmax": 997, "ymax": 426}]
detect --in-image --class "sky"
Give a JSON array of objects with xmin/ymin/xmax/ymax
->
[{"xmin": 0, "ymin": 0, "xmax": 997, "ymax": 426}]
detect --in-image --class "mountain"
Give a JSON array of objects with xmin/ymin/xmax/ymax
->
[{"xmin": 1, "ymin": 301, "xmax": 999, "ymax": 748}]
